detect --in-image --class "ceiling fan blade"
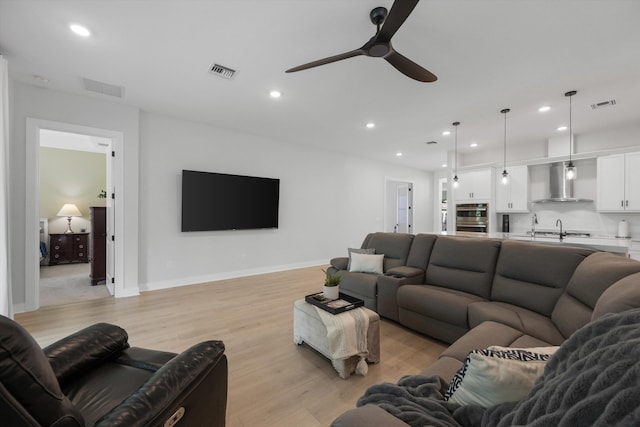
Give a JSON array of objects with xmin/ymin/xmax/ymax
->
[
  {"xmin": 385, "ymin": 49, "xmax": 437, "ymax": 82},
  {"xmin": 376, "ymin": 0, "xmax": 420, "ymax": 43},
  {"xmin": 286, "ymin": 49, "xmax": 365, "ymax": 73}
]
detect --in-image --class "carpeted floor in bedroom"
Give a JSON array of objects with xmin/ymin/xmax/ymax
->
[{"xmin": 39, "ymin": 263, "xmax": 110, "ymax": 306}]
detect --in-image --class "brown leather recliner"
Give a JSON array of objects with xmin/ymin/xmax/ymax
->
[{"xmin": 0, "ymin": 315, "xmax": 227, "ymax": 426}]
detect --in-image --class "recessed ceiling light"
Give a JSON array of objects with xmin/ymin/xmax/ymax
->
[
  {"xmin": 269, "ymin": 90, "xmax": 281, "ymax": 98},
  {"xmin": 538, "ymin": 106, "xmax": 551, "ymax": 112},
  {"xmin": 557, "ymin": 126, "xmax": 568, "ymax": 131},
  {"xmin": 366, "ymin": 122, "xmax": 375, "ymax": 129},
  {"xmin": 69, "ymin": 23, "xmax": 91, "ymax": 37},
  {"xmin": 396, "ymin": 152, "xmax": 403, "ymax": 157},
  {"xmin": 442, "ymin": 164, "xmax": 447, "ymax": 168},
  {"xmin": 470, "ymin": 142, "xmax": 478, "ymax": 148},
  {"xmin": 442, "ymin": 130, "xmax": 451, "ymax": 136}
]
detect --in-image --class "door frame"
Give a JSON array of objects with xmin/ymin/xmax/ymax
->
[
  {"xmin": 384, "ymin": 177, "xmax": 414, "ymax": 234},
  {"xmin": 25, "ymin": 118, "xmax": 123, "ymax": 310}
]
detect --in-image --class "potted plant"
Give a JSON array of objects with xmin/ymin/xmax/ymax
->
[{"xmin": 322, "ymin": 268, "xmax": 341, "ymax": 300}]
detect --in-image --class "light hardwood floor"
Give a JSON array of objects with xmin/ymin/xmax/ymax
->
[{"xmin": 16, "ymin": 266, "xmax": 447, "ymax": 427}]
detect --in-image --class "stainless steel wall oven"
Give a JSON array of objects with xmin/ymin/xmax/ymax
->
[{"xmin": 456, "ymin": 203, "xmax": 489, "ymax": 233}]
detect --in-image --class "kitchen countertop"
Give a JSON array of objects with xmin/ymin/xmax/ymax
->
[{"xmin": 438, "ymin": 231, "xmax": 634, "ymax": 254}]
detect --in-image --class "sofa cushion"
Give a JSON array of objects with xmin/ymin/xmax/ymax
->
[
  {"xmin": 491, "ymin": 240, "xmax": 593, "ymax": 317},
  {"xmin": 363, "ymin": 233, "xmax": 414, "ymax": 271},
  {"xmin": 420, "ymin": 356, "xmax": 465, "ymax": 381},
  {"xmin": 440, "ymin": 321, "xmax": 553, "ymax": 363},
  {"xmin": 425, "ymin": 236, "xmax": 501, "ymax": 299},
  {"xmin": 405, "ymin": 233, "xmax": 438, "ymax": 270},
  {"xmin": 331, "ymin": 404, "xmax": 412, "ymax": 427},
  {"xmin": 468, "ymin": 301, "xmax": 565, "ymax": 345},
  {"xmin": 592, "ymin": 272, "xmax": 640, "ymax": 320},
  {"xmin": 552, "ymin": 253, "xmax": 640, "ymax": 337},
  {"xmin": 398, "ymin": 284, "xmax": 486, "ymax": 328},
  {"xmin": 340, "ymin": 272, "xmax": 378, "ymax": 297}
]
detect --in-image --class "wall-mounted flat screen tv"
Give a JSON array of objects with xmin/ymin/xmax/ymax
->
[{"xmin": 181, "ymin": 170, "xmax": 280, "ymax": 232}]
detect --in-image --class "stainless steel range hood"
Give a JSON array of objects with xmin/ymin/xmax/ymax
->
[{"xmin": 532, "ymin": 162, "xmax": 593, "ymax": 203}]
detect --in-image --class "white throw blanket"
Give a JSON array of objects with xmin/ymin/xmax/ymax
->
[{"xmin": 313, "ymin": 306, "xmax": 370, "ymax": 374}]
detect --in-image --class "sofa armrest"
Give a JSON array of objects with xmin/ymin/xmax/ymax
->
[
  {"xmin": 44, "ymin": 323, "xmax": 130, "ymax": 386},
  {"xmin": 377, "ymin": 275, "xmax": 411, "ymax": 322},
  {"xmin": 385, "ymin": 266, "xmax": 425, "ymax": 283},
  {"xmin": 94, "ymin": 340, "xmax": 227, "ymax": 427},
  {"xmin": 330, "ymin": 257, "xmax": 349, "ymax": 271},
  {"xmin": 331, "ymin": 405, "xmax": 410, "ymax": 427}
]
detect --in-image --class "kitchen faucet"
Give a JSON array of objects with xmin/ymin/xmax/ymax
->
[
  {"xmin": 556, "ymin": 219, "xmax": 565, "ymax": 241},
  {"xmin": 531, "ymin": 213, "xmax": 538, "ymax": 237}
]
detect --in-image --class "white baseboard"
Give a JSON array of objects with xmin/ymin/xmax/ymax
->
[{"xmin": 140, "ymin": 259, "xmax": 328, "ymax": 292}]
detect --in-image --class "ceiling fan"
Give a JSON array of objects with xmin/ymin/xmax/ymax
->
[{"xmin": 285, "ymin": 0, "xmax": 437, "ymax": 83}]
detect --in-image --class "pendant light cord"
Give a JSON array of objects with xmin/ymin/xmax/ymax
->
[
  {"xmin": 453, "ymin": 121, "xmax": 460, "ymax": 179},
  {"xmin": 565, "ymin": 90, "xmax": 577, "ymax": 163},
  {"xmin": 500, "ymin": 109, "xmax": 510, "ymax": 181},
  {"xmin": 503, "ymin": 113, "xmax": 507, "ymax": 169},
  {"xmin": 569, "ymin": 93, "xmax": 572, "ymax": 163}
]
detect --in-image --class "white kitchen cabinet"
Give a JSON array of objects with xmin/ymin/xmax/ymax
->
[
  {"xmin": 454, "ymin": 168, "xmax": 492, "ymax": 203},
  {"xmin": 495, "ymin": 165, "xmax": 529, "ymax": 212},
  {"xmin": 597, "ymin": 152, "xmax": 640, "ymax": 211}
]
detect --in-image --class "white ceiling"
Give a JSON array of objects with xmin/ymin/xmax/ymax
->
[{"xmin": 2, "ymin": 0, "xmax": 640, "ymax": 171}]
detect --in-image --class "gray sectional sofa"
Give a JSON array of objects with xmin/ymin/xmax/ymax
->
[{"xmin": 329, "ymin": 232, "xmax": 640, "ymax": 426}]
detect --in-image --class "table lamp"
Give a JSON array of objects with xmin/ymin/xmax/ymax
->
[{"xmin": 57, "ymin": 203, "xmax": 82, "ymax": 234}]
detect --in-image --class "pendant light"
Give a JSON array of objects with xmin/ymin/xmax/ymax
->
[
  {"xmin": 565, "ymin": 90, "xmax": 577, "ymax": 180},
  {"xmin": 452, "ymin": 121, "xmax": 460, "ymax": 188},
  {"xmin": 500, "ymin": 108, "xmax": 510, "ymax": 185}
]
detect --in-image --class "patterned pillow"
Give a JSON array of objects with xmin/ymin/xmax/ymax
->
[{"xmin": 445, "ymin": 348, "xmax": 556, "ymax": 408}]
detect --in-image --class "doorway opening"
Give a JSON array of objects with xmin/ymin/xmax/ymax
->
[
  {"xmin": 384, "ymin": 178, "xmax": 414, "ymax": 233},
  {"xmin": 25, "ymin": 119, "xmax": 122, "ymax": 311},
  {"xmin": 38, "ymin": 130, "xmax": 113, "ymax": 306},
  {"xmin": 439, "ymin": 177, "xmax": 448, "ymax": 231}
]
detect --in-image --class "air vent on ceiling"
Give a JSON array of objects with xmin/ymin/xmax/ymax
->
[
  {"xmin": 591, "ymin": 99, "xmax": 616, "ymax": 110},
  {"xmin": 209, "ymin": 63, "xmax": 236, "ymax": 79},
  {"xmin": 426, "ymin": 141, "xmax": 438, "ymax": 145},
  {"xmin": 82, "ymin": 78, "xmax": 124, "ymax": 98}
]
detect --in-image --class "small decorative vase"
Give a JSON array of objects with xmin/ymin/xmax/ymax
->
[{"xmin": 323, "ymin": 285, "xmax": 339, "ymax": 300}]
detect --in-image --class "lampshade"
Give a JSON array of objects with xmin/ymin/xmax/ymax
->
[{"xmin": 57, "ymin": 204, "xmax": 82, "ymax": 217}]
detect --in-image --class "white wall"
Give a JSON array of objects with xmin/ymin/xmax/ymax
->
[
  {"xmin": 9, "ymin": 82, "xmax": 140, "ymax": 310},
  {"xmin": 137, "ymin": 112, "xmax": 434, "ymax": 291}
]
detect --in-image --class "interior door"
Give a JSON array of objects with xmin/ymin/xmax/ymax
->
[{"xmin": 396, "ymin": 183, "xmax": 413, "ymax": 233}]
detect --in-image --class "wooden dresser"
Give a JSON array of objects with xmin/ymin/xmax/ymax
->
[
  {"xmin": 90, "ymin": 206, "xmax": 107, "ymax": 285},
  {"xmin": 49, "ymin": 233, "xmax": 89, "ymax": 265}
]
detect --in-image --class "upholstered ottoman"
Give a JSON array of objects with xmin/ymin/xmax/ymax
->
[{"xmin": 293, "ymin": 299, "xmax": 380, "ymax": 379}]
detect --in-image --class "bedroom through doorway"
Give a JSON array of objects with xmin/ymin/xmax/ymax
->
[{"xmin": 38, "ymin": 129, "xmax": 113, "ymax": 307}]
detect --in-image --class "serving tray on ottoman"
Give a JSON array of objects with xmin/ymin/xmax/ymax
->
[{"xmin": 305, "ymin": 292, "xmax": 364, "ymax": 315}]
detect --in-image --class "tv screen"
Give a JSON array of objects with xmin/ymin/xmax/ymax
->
[{"xmin": 181, "ymin": 170, "xmax": 280, "ymax": 232}]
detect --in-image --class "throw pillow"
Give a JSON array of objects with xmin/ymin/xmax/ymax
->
[
  {"xmin": 487, "ymin": 345, "xmax": 559, "ymax": 355},
  {"xmin": 444, "ymin": 348, "xmax": 553, "ymax": 408},
  {"xmin": 347, "ymin": 247, "xmax": 375, "ymax": 270},
  {"xmin": 349, "ymin": 253, "xmax": 384, "ymax": 274}
]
